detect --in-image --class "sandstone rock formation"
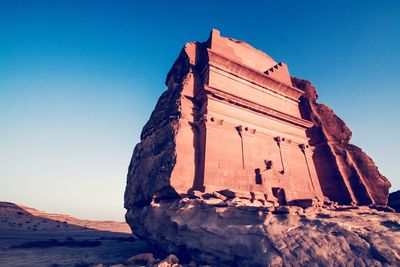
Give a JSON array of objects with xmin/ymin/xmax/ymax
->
[
  {"xmin": 124, "ymin": 29, "xmax": 395, "ymax": 266},
  {"xmin": 129, "ymin": 197, "xmax": 399, "ymax": 266},
  {"xmin": 0, "ymin": 201, "xmax": 131, "ymax": 233},
  {"xmin": 292, "ymin": 77, "xmax": 391, "ymax": 205}
]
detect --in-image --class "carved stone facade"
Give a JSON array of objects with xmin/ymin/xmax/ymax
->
[{"xmin": 125, "ymin": 29, "xmax": 391, "ymax": 212}]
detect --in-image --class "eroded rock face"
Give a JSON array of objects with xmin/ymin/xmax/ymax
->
[
  {"xmin": 131, "ymin": 197, "xmax": 400, "ymax": 266},
  {"xmin": 293, "ymin": 77, "xmax": 391, "ymax": 205},
  {"xmin": 123, "ymin": 87, "xmax": 180, "ymax": 210},
  {"xmin": 124, "ymin": 30, "xmax": 395, "ymax": 266}
]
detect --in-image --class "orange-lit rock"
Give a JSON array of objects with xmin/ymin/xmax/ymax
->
[
  {"xmin": 125, "ymin": 29, "xmax": 390, "ymax": 211},
  {"xmin": 124, "ymin": 29, "xmax": 395, "ymax": 265}
]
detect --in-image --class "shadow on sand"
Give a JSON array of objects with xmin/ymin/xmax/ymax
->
[{"xmin": 0, "ymin": 202, "xmax": 149, "ymax": 267}]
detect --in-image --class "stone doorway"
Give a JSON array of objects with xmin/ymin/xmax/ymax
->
[{"xmin": 272, "ymin": 187, "xmax": 287, "ymax": 205}]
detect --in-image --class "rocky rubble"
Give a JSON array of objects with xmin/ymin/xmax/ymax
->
[{"xmin": 99, "ymin": 253, "xmax": 184, "ymax": 267}]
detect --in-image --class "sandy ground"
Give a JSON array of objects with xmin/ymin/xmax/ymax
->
[{"xmin": 0, "ymin": 202, "xmax": 149, "ymax": 267}]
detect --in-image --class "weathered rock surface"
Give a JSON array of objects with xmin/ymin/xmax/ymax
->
[
  {"xmin": 124, "ymin": 45, "xmax": 188, "ymax": 212},
  {"xmin": 130, "ymin": 197, "xmax": 400, "ymax": 266},
  {"xmin": 293, "ymin": 77, "xmax": 391, "ymax": 205},
  {"xmin": 124, "ymin": 30, "xmax": 395, "ymax": 266}
]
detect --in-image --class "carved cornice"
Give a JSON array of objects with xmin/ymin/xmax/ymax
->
[
  {"xmin": 202, "ymin": 84, "xmax": 314, "ymax": 129},
  {"xmin": 206, "ymin": 49, "xmax": 304, "ymax": 101}
]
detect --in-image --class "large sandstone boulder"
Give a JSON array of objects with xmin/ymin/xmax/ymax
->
[
  {"xmin": 124, "ymin": 31, "xmax": 396, "ymax": 266},
  {"xmin": 130, "ymin": 196, "xmax": 400, "ymax": 266}
]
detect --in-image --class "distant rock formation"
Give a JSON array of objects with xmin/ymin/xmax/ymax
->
[
  {"xmin": 0, "ymin": 201, "xmax": 131, "ymax": 233},
  {"xmin": 0, "ymin": 201, "xmax": 148, "ymax": 267},
  {"xmin": 124, "ymin": 29, "xmax": 395, "ymax": 265}
]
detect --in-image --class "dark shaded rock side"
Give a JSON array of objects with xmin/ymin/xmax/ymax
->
[
  {"xmin": 293, "ymin": 77, "xmax": 391, "ymax": 205},
  {"xmin": 389, "ymin": 190, "xmax": 400, "ymax": 213}
]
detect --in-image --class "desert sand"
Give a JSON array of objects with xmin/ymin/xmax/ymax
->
[{"xmin": 0, "ymin": 201, "xmax": 149, "ymax": 267}]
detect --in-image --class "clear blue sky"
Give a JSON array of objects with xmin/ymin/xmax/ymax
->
[{"xmin": 0, "ymin": 1, "xmax": 399, "ymax": 221}]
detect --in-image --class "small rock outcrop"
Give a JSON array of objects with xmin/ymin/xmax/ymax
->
[
  {"xmin": 389, "ymin": 190, "xmax": 400, "ymax": 212},
  {"xmin": 124, "ymin": 29, "xmax": 396, "ymax": 266}
]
